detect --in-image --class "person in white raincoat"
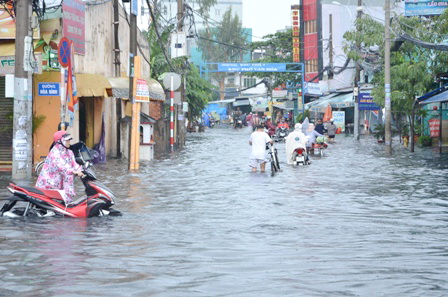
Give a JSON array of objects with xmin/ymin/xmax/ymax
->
[{"xmin": 285, "ymin": 123, "xmax": 309, "ymax": 165}]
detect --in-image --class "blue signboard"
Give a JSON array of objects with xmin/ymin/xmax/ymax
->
[
  {"xmin": 38, "ymin": 83, "xmax": 60, "ymax": 96},
  {"xmin": 217, "ymin": 63, "xmax": 287, "ymax": 72},
  {"xmin": 358, "ymin": 92, "xmax": 380, "ymax": 111},
  {"xmin": 131, "ymin": 0, "xmax": 138, "ymax": 16},
  {"xmin": 405, "ymin": 0, "xmax": 448, "ymax": 16}
]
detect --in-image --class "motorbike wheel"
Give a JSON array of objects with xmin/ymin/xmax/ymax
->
[
  {"xmin": 274, "ymin": 150, "xmax": 280, "ymax": 170},
  {"xmin": 319, "ymin": 149, "xmax": 324, "ymax": 157}
]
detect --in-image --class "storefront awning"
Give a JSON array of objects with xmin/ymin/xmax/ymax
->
[
  {"xmin": 419, "ymin": 89, "xmax": 448, "ymax": 105},
  {"xmin": 106, "ymin": 77, "xmax": 165, "ymax": 101},
  {"xmin": 107, "ymin": 77, "xmax": 129, "ymax": 99},
  {"xmin": 146, "ymin": 78, "xmax": 165, "ymax": 101},
  {"xmin": 76, "ymin": 74, "xmax": 112, "ymax": 97},
  {"xmin": 306, "ymin": 92, "xmax": 353, "ymax": 111}
]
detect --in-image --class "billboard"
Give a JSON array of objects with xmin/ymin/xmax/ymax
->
[
  {"xmin": 358, "ymin": 92, "xmax": 381, "ymax": 110},
  {"xmin": 405, "ymin": 0, "xmax": 448, "ymax": 17}
]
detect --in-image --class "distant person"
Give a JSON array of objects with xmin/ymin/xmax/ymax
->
[
  {"xmin": 249, "ymin": 125, "xmax": 273, "ymax": 173},
  {"xmin": 314, "ymin": 119, "xmax": 326, "ymax": 134},
  {"xmin": 327, "ymin": 119, "xmax": 337, "ymax": 143}
]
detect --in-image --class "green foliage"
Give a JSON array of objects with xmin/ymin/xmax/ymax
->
[
  {"xmin": 196, "ymin": 7, "xmax": 247, "ymax": 85},
  {"xmin": 373, "ymin": 124, "xmax": 385, "ymax": 140},
  {"xmin": 417, "ymin": 135, "xmax": 432, "ymax": 147},
  {"xmin": 33, "ymin": 114, "xmax": 46, "ymax": 135},
  {"xmin": 295, "ymin": 110, "xmax": 310, "ymax": 123},
  {"xmin": 342, "ymin": 13, "xmax": 448, "ymax": 121},
  {"xmin": 145, "ymin": 6, "xmax": 217, "ymax": 120},
  {"xmin": 186, "ymin": 64, "xmax": 216, "ymax": 119},
  {"xmin": 248, "ymin": 29, "xmax": 301, "ymax": 88},
  {"xmin": 0, "ymin": 111, "xmax": 13, "ymax": 133}
]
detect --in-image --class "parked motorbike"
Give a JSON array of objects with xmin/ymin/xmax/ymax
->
[
  {"xmin": 292, "ymin": 147, "xmax": 310, "ymax": 167},
  {"xmin": 1, "ymin": 143, "xmax": 121, "ymax": 218}
]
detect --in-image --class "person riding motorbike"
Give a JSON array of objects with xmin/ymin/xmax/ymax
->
[
  {"xmin": 285, "ymin": 123, "xmax": 309, "ymax": 165},
  {"xmin": 35, "ymin": 131, "xmax": 84, "ymax": 204},
  {"xmin": 305, "ymin": 123, "xmax": 324, "ymax": 154},
  {"xmin": 233, "ymin": 108, "xmax": 243, "ymax": 129},
  {"xmin": 264, "ymin": 116, "xmax": 276, "ymax": 137},
  {"xmin": 275, "ymin": 118, "xmax": 290, "ymax": 138}
]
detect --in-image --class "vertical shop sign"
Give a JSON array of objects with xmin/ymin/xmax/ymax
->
[
  {"xmin": 62, "ymin": 0, "xmax": 85, "ymax": 55},
  {"xmin": 429, "ymin": 118, "xmax": 440, "ymax": 137},
  {"xmin": 291, "ymin": 5, "xmax": 300, "ymax": 63}
]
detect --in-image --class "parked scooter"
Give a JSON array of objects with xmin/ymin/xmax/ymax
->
[
  {"xmin": 292, "ymin": 147, "xmax": 310, "ymax": 167},
  {"xmin": 1, "ymin": 143, "xmax": 121, "ymax": 218}
]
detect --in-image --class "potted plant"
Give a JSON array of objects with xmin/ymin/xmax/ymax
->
[
  {"xmin": 373, "ymin": 124, "xmax": 385, "ymax": 143},
  {"xmin": 417, "ymin": 135, "xmax": 432, "ymax": 147}
]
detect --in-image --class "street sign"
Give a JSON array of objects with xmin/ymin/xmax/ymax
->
[
  {"xmin": 131, "ymin": 0, "xmax": 138, "ymax": 16},
  {"xmin": 162, "ymin": 72, "xmax": 181, "ymax": 90},
  {"xmin": 58, "ymin": 37, "xmax": 71, "ymax": 68},
  {"xmin": 217, "ymin": 63, "xmax": 287, "ymax": 72},
  {"xmin": 38, "ymin": 83, "xmax": 60, "ymax": 96}
]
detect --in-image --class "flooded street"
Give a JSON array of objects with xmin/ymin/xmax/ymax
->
[{"xmin": 1, "ymin": 125, "xmax": 448, "ymax": 296}]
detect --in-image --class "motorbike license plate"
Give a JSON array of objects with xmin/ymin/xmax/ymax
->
[{"xmin": 296, "ymin": 156, "xmax": 305, "ymax": 163}]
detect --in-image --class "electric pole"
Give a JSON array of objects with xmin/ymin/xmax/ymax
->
[
  {"xmin": 384, "ymin": 0, "xmax": 392, "ymax": 154},
  {"xmin": 177, "ymin": 0, "xmax": 186, "ymax": 148},
  {"xmin": 354, "ymin": 0, "xmax": 362, "ymax": 141},
  {"xmin": 114, "ymin": 0, "xmax": 122, "ymax": 158},
  {"xmin": 129, "ymin": 0, "xmax": 140, "ymax": 169},
  {"xmin": 12, "ymin": 0, "xmax": 33, "ymax": 180}
]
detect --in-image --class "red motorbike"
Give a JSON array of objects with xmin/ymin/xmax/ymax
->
[
  {"xmin": 1, "ymin": 143, "xmax": 121, "ymax": 218},
  {"xmin": 292, "ymin": 147, "xmax": 310, "ymax": 167},
  {"xmin": 312, "ymin": 140, "xmax": 328, "ymax": 157}
]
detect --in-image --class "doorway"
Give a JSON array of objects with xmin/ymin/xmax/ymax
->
[{"xmin": 79, "ymin": 97, "xmax": 95, "ymax": 148}]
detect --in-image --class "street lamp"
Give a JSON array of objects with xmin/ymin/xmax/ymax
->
[{"xmin": 332, "ymin": 1, "xmax": 353, "ymax": 23}]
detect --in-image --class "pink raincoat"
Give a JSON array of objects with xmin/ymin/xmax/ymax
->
[{"xmin": 36, "ymin": 143, "xmax": 82, "ymax": 203}]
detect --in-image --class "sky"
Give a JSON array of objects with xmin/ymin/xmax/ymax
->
[{"xmin": 242, "ymin": 0, "xmax": 300, "ymax": 41}]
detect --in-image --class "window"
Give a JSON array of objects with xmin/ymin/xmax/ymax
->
[
  {"xmin": 243, "ymin": 78, "xmax": 257, "ymax": 88},
  {"xmin": 304, "ymin": 20, "xmax": 317, "ymax": 34}
]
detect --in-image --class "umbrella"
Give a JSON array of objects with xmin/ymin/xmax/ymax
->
[{"xmin": 323, "ymin": 104, "xmax": 332, "ymax": 122}]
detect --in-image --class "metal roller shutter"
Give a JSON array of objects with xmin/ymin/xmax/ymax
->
[{"xmin": 0, "ymin": 76, "xmax": 13, "ymax": 162}]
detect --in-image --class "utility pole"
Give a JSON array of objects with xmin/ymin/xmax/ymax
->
[
  {"xmin": 177, "ymin": 0, "xmax": 186, "ymax": 148},
  {"xmin": 384, "ymin": 0, "xmax": 392, "ymax": 154},
  {"xmin": 354, "ymin": 0, "xmax": 362, "ymax": 141},
  {"xmin": 12, "ymin": 0, "xmax": 33, "ymax": 180},
  {"xmin": 129, "ymin": 0, "xmax": 140, "ymax": 169},
  {"xmin": 114, "ymin": 0, "xmax": 122, "ymax": 158}
]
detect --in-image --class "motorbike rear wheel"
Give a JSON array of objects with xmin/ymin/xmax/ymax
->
[{"xmin": 270, "ymin": 161, "xmax": 275, "ymax": 176}]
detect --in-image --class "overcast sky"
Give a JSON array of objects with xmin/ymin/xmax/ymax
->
[{"xmin": 242, "ymin": 0, "xmax": 300, "ymax": 41}]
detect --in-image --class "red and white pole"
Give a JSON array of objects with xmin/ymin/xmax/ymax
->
[{"xmin": 170, "ymin": 75, "xmax": 174, "ymax": 152}]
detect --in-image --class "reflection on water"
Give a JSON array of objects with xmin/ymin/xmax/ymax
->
[{"xmin": 1, "ymin": 126, "xmax": 448, "ymax": 296}]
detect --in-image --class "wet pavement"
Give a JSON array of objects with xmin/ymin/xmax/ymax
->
[{"xmin": 1, "ymin": 125, "xmax": 448, "ymax": 296}]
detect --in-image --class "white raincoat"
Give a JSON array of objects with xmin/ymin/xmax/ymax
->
[{"xmin": 285, "ymin": 124, "xmax": 309, "ymax": 165}]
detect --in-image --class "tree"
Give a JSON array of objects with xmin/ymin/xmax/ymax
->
[
  {"xmin": 247, "ymin": 29, "xmax": 303, "ymax": 90},
  {"xmin": 342, "ymin": 14, "xmax": 438, "ymax": 151},
  {"xmin": 196, "ymin": 7, "xmax": 247, "ymax": 99},
  {"xmin": 145, "ymin": 8, "xmax": 216, "ymax": 121}
]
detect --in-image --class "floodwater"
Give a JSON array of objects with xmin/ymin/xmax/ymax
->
[{"xmin": 1, "ymin": 125, "xmax": 448, "ymax": 296}]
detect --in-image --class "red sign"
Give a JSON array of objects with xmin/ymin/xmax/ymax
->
[
  {"xmin": 62, "ymin": 0, "xmax": 85, "ymax": 55},
  {"xmin": 58, "ymin": 37, "xmax": 71, "ymax": 68},
  {"xmin": 429, "ymin": 118, "xmax": 440, "ymax": 137}
]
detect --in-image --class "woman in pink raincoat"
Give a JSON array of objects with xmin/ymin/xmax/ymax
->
[{"xmin": 36, "ymin": 130, "xmax": 83, "ymax": 204}]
